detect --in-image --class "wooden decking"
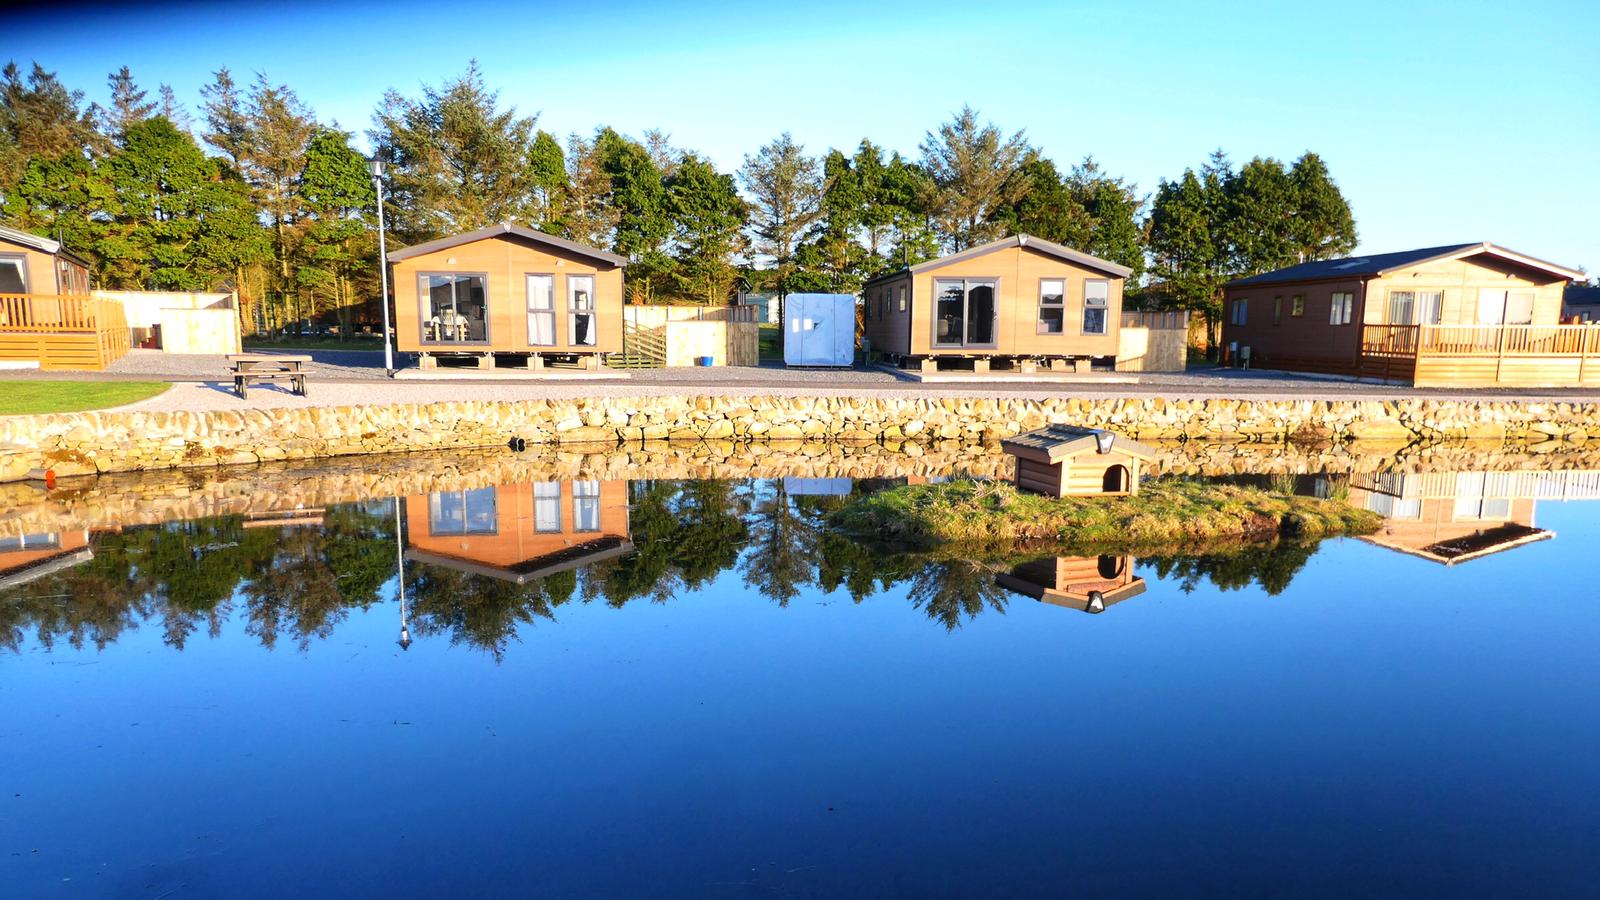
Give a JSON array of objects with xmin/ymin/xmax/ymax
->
[
  {"xmin": 1360, "ymin": 324, "xmax": 1600, "ymax": 387},
  {"xmin": 0, "ymin": 294, "xmax": 130, "ymax": 371}
]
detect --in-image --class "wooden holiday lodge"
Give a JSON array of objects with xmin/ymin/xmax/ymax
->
[{"xmin": 387, "ymin": 223, "xmax": 625, "ymax": 370}]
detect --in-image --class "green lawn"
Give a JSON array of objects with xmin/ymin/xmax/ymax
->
[
  {"xmin": 243, "ymin": 336, "xmax": 385, "ymax": 352},
  {"xmin": 758, "ymin": 323, "xmax": 781, "ymax": 362},
  {"xmin": 0, "ymin": 380, "xmax": 171, "ymax": 416}
]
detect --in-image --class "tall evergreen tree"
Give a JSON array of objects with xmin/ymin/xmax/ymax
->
[
  {"xmin": 528, "ymin": 129, "xmax": 567, "ymax": 235},
  {"xmin": 99, "ymin": 66, "xmax": 156, "ymax": 141},
  {"xmin": 994, "ymin": 154, "xmax": 1093, "ymax": 247},
  {"xmin": 919, "ymin": 105, "xmax": 1029, "ymax": 251},
  {"xmin": 596, "ymin": 127, "xmax": 673, "ymax": 301},
  {"xmin": 157, "ymin": 84, "xmax": 191, "ymax": 134},
  {"xmin": 370, "ymin": 61, "xmax": 539, "ymax": 241},
  {"xmin": 561, "ymin": 132, "xmax": 616, "ymax": 247},
  {"xmin": 99, "ymin": 116, "xmax": 268, "ymax": 290},
  {"xmin": 0, "ymin": 61, "xmax": 100, "ymax": 191},
  {"xmin": 1287, "ymin": 151, "xmax": 1357, "ymax": 261},
  {"xmin": 296, "ymin": 127, "xmax": 377, "ymax": 333},
  {"xmin": 1066, "ymin": 156, "xmax": 1146, "ymax": 279},
  {"xmin": 666, "ymin": 153, "xmax": 746, "ymax": 304},
  {"xmin": 198, "ymin": 67, "xmax": 250, "ymax": 168},
  {"xmin": 738, "ymin": 132, "xmax": 822, "ymax": 299}
]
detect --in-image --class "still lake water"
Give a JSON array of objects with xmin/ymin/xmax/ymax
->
[{"xmin": 3, "ymin": 447, "xmax": 1599, "ymax": 898}]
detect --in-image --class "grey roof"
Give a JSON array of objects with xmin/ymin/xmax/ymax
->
[
  {"xmin": 1001, "ymin": 425, "xmax": 1157, "ymax": 462},
  {"xmin": 1227, "ymin": 242, "xmax": 1584, "ymax": 288},
  {"xmin": 1565, "ymin": 284, "xmax": 1600, "ymax": 307},
  {"xmin": 863, "ymin": 234, "xmax": 1133, "ymax": 287},
  {"xmin": 386, "ymin": 222, "xmax": 627, "ymax": 266},
  {"xmin": 0, "ymin": 223, "xmax": 61, "ymax": 253}
]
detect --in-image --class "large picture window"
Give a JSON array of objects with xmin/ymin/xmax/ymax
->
[
  {"xmin": 420, "ymin": 273, "xmax": 488, "ymax": 344},
  {"xmin": 569, "ymin": 275, "xmax": 597, "ymax": 346},
  {"xmin": 1037, "ymin": 278, "xmax": 1065, "ymax": 334},
  {"xmin": 429, "ymin": 487, "xmax": 498, "ymax": 535},
  {"xmin": 527, "ymin": 274, "xmax": 555, "ymax": 346},
  {"xmin": 1230, "ymin": 298, "xmax": 1248, "ymax": 325},
  {"xmin": 1476, "ymin": 288, "xmax": 1534, "ymax": 325},
  {"xmin": 1083, "ymin": 279, "xmax": 1109, "ymax": 335},
  {"xmin": 932, "ymin": 278, "xmax": 997, "ymax": 347}
]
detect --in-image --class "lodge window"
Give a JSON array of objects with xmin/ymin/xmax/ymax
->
[
  {"xmin": 568, "ymin": 275, "xmax": 597, "ymax": 346},
  {"xmin": 527, "ymin": 274, "xmax": 555, "ymax": 346},
  {"xmin": 0, "ymin": 255, "xmax": 28, "ymax": 294},
  {"xmin": 0, "ymin": 532, "xmax": 59, "ymax": 552},
  {"xmin": 1037, "ymin": 278, "xmax": 1065, "ymax": 334},
  {"xmin": 429, "ymin": 487, "xmax": 498, "ymax": 535},
  {"xmin": 573, "ymin": 480, "xmax": 601, "ymax": 532},
  {"xmin": 1388, "ymin": 290, "xmax": 1443, "ymax": 325},
  {"xmin": 533, "ymin": 481, "xmax": 563, "ymax": 532},
  {"xmin": 933, "ymin": 278, "xmax": 997, "ymax": 347},
  {"xmin": 897, "ymin": 286, "xmax": 907, "ymax": 312},
  {"xmin": 1082, "ymin": 279, "xmax": 1109, "ymax": 335},
  {"xmin": 1329, "ymin": 292, "xmax": 1354, "ymax": 325},
  {"xmin": 1291, "ymin": 295, "xmax": 1305, "ymax": 317},
  {"xmin": 1476, "ymin": 288, "xmax": 1535, "ymax": 326},
  {"xmin": 1231, "ymin": 297, "xmax": 1248, "ymax": 325},
  {"xmin": 1273, "ymin": 296, "xmax": 1283, "ymax": 325},
  {"xmin": 420, "ymin": 273, "xmax": 489, "ymax": 344}
]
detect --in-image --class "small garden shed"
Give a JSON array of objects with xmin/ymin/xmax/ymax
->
[{"xmin": 1000, "ymin": 426, "xmax": 1157, "ymax": 497}]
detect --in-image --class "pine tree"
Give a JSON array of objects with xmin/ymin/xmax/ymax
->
[
  {"xmin": 1287, "ymin": 151, "xmax": 1356, "ymax": 261},
  {"xmin": 296, "ymin": 128, "xmax": 377, "ymax": 334},
  {"xmin": 1066, "ymin": 156, "xmax": 1146, "ymax": 280},
  {"xmin": 919, "ymin": 105, "xmax": 1029, "ymax": 251},
  {"xmin": 199, "ymin": 67, "xmax": 250, "ymax": 168},
  {"xmin": 596, "ymin": 127, "xmax": 673, "ymax": 301},
  {"xmin": 994, "ymin": 154, "xmax": 1092, "ymax": 247},
  {"xmin": 158, "ymin": 84, "xmax": 192, "ymax": 134},
  {"xmin": 738, "ymin": 132, "xmax": 822, "ymax": 299},
  {"xmin": 369, "ymin": 61, "xmax": 539, "ymax": 242},
  {"xmin": 667, "ymin": 153, "xmax": 746, "ymax": 304},
  {"xmin": 100, "ymin": 66, "xmax": 156, "ymax": 141},
  {"xmin": 99, "ymin": 116, "xmax": 268, "ymax": 290},
  {"xmin": 528, "ymin": 130, "xmax": 567, "ymax": 234},
  {"xmin": 243, "ymin": 74, "xmax": 317, "ymax": 325},
  {"xmin": 561, "ymin": 132, "xmax": 616, "ymax": 247},
  {"xmin": 0, "ymin": 61, "xmax": 101, "ymax": 191}
]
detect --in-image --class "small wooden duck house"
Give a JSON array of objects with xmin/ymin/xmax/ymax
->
[{"xmin": 1000, "ymin": 425, "xmax": 1157, "ymax": 497}]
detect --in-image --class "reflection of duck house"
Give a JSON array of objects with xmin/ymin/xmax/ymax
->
[
  {"xmin": 1350, "ymin": 471, "xmax": 1560, "ymax": 564},
  {"xmin": 1001, "ymin": 426, "xmax": 1157, "ymax": 497},
  {"xmin": 0, "ymin": 529, "xmax": 93, "ymax": 590},
  {"xmin": 403, "ymin": 480, "xmax": 632, "ymax": 583},
  {"xmin": 996, "ymin": 554, "xmax": 1146, "ymax": 613}
]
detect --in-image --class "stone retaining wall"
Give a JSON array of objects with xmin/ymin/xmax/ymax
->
[{"xmin": 2, "ymin": 394, "xmax": 1596, "ymax": 482}]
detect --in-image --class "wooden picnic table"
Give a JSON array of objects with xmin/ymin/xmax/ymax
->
[{"xmin": 227, "ymin": 353, "xmax": 310, "ymax": 399}]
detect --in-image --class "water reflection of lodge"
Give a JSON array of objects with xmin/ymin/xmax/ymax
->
[
  {"xmin": 1350, "ymin": 470, "xmax": 1600, "ymax": 564},
  {"xmin": 0, "ymin": 529, "xmax": 93, "ymax": 590},
  {"xmin": 996, "ymin": 554, "xmax": 1145, "ymax": 613},
  {"xmin": 403, "ymin": 480, "xmax": 632, "ymax": 583}
]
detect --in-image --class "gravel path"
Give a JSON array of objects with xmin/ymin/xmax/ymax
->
[{"xmin": 7, "ymin": 349, "xmax": 1600, "ymax": 413}]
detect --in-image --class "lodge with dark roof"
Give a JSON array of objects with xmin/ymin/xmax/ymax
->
[{"xmin": 1220, "ymin": 242, "xmax": 1591, "ymax": 387}]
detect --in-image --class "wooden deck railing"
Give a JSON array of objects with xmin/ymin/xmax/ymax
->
[
  {"xmin": 0, "ymin": 293, "xmax": 130, "ymax": 369},
  {"xmin": 1361, "ymin": 324, "xmax": 1600, "ymax": 358}
]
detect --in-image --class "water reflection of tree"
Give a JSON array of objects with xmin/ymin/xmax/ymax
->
[
  {"xmin": 739, "ymin": 480, "xmax": 820, "ymax": 606},
  {"xmin": 588, "ymin": 479, "xmax": 749, "ymax": 606},
  {"xmin": 906, "ymin": 559, "xmax": 1011, "ymax": 631},
  {"xmin": 405, "ymin": 565, "xmax": 575, "ymax": 660},
  {"xmin": 1143, "ymin": 542, "xmax": 1319, "ymax": 596}
]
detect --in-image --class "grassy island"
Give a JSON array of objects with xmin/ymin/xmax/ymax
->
[{"xmin": 831, "ymin": 478, "xmax": 1381, "ymax": 555}]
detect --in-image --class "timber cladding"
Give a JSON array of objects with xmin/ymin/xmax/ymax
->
[
  {"xmin": 390, "ymin": 231, "xmax": 623, "ymax": 355},
  {"xmin": 863, "ymin": 238, "xmax": 1127, "ymax": 360}
]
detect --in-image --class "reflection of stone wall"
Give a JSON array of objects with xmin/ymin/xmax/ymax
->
[
  {"xmin": 1, "ymin": 394, "xmax": 1596, "ymax": 483},
  {"xmin": 6, "ymin": 437, "xmax": 1600, "ymax": 539}
]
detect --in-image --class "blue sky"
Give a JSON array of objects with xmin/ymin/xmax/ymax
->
[{"xmin": 7, "ymin": 0, "xmax": 1598, "ymax": 275}]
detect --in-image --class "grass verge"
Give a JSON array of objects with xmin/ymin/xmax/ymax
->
[
  {"xmin": 0, "ymin": 380, "xmax": 170, "ymax": 416},
  {"xmin": 830, "ymin": 477, "xmax": 1381, "ymax": 556}
]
